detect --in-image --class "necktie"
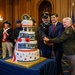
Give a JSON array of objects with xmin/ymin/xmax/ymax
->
[{"xmin": 52, "ymin": 24, "xmax": 56, "ymax": 32}]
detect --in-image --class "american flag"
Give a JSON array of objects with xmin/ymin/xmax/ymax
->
[
  {"xmin": 12, "ymin": 44, "xmax": 17, "ymax": 62},
  {"xmin": 72, "ymin": 3, "xmax": 75, "ymax": 24}
]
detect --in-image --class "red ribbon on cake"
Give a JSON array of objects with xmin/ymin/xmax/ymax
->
[
  {"xmin": 12, "ymin": 54, "xmax": 16, "ymax": 62},
  {"xmin": 25, "ymin": 38, "xmax": 30, "ymax": 42},
  {"xmin": 17, "ymin": 38, "xmax": 22, "ymax": 42}
]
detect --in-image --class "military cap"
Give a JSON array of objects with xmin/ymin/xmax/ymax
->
[
  {"xmin": 16, "ymin": 20, "xmax": 21, "ymax": 23},
  {"xmin": 41, "ymin": 14, "xmax": 48, "ymax": 19},
  {"xmin": 3, "ymin": 20, "xmax": 11, "ymax": 25}
]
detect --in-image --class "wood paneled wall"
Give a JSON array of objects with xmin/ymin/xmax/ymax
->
[
  {"xmin": 0, "ymin": 0, "xmax": 6, "ymax": 28},
  {"xmin": 0, "ymin": 0, "xmax": 75, "ymax": 29}
]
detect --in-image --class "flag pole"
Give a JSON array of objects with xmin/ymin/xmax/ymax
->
[{"xmin": 72, "ymin": 2, "xmax": 74, "ymax": 24}]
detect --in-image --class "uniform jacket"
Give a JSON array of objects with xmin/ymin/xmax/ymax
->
[
  {"xmin": 38, "ymin": 22, "xmax": 51, "ymax": 49},
  {"xmin": 49, "ymin": 26, "xmax": 75, "ymax": 55},
  {"xmin": 0, "ymin": 28, "xmax": 13, "ymax": 42}
]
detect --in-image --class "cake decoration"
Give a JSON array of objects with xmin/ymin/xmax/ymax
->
[
  {"xmin": 12, "ymin": 14, "xmax": 40, "ymax": 62},
  {"xmin": 25, "ymin": 38, "xmax": 30, "ymax": 42}
]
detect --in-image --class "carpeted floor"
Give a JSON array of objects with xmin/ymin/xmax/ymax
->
[{"xmin": 62, "ymin": 57, "xmax": 71, "ymax": 75}]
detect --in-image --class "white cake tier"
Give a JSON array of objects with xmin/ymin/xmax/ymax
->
[
  {"xmin": 19, "ymin": 31, "xmax": 35, "ymax": 40},
  {"xmin": 15, "ymin": 49, "xmax": 40, "ymax": 61},
  {"xmin": 22, "ymin": 20, "xmax": 33, "ymax": 27},
  {"xmin": 16, "ymin": 40, "xmax": 37, "ymax": 50}
]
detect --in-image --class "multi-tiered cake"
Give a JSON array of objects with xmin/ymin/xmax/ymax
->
[{"xmin": 13, "ymin": 15, "xmax": 40, "ymax": 62}]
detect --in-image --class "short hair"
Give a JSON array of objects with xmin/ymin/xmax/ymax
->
[
  {"xmin": 63, "ymin": 17, "xmax": 72, "ymax": 24},
  {"xmin": 51, "ymin": 13, "xmax": 58, "ymax": 17}
]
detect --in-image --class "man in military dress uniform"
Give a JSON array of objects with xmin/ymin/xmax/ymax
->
[
  {"xmin": 44, "ymin": 17, "xmax": 75, "ymax": 75},
  {"xmin": 0, "ymin": 20, "xmax": 13, "ymax": 58},
  {"xmin": 38, "ymin": 13, "xmax": 52, "ymax": 58}
]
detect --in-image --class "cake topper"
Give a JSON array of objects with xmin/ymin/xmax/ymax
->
[{"xmin": 22, "ymin": 14, "xmax": 30, "ymax": 20}]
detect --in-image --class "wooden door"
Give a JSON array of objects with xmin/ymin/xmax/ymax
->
[{"xmin": 38, "ymin": 0, "xmax": 52, "ymax": 25}]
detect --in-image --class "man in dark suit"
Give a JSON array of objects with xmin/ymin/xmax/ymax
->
[
  {"xmin": 44, "ymin": 17, "xmax": 75, "ymax": 75},
  {"xmin": 38, "ymin": 13, "xmax": 52, "ymax": 58},
  {"xmin": 48, "ymin": 13, "xmax": 64, "ymax": 75}
]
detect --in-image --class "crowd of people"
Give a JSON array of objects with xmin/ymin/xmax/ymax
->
[
  {"xmin": 0, "ymin": 20, "xmax": 22, "ymax": 59},
  {"xmin": 0, "ymin": 13, "xmax": 75, "ymax": 75},
  {"xmin": 39, "ymin": 13, "xmax": 75, "ymax": 75}
]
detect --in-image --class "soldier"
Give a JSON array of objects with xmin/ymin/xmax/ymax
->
[
  {"xmin": 0, "ymin": 20, "xmax": 13, "ymax": 59},
  {"xmin": 38, "ymin": 13, "xmax": 52, "ymax": 58},
  {"xmin": 44, "ymin": 17, "xmax": 75, "ymax": 75},
  {"xmin": 14, "ymin": 20, "xmax": 23, "ymax": 42}
]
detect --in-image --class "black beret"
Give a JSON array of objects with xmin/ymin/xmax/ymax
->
[
  {"xmin": 3, "ymin": 20, "xmax": 11, "ymax": 25},
  {"xmin": 41, "ymin": 14, "xmax": 48, "ymax": 19}
]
